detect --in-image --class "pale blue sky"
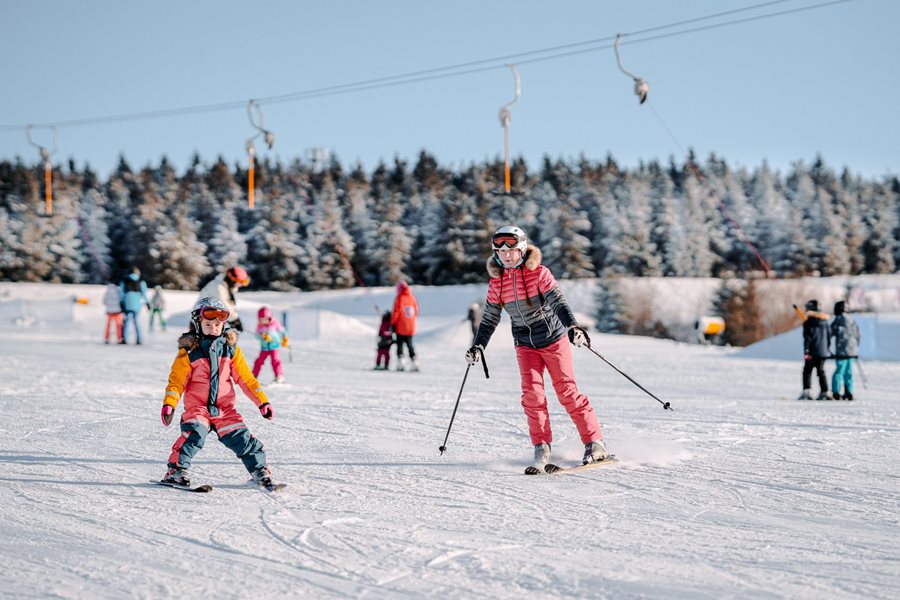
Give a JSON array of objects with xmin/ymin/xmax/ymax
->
[{"xmin": 2, "ymin": 0, "xmax": 898, "ymax": 178}]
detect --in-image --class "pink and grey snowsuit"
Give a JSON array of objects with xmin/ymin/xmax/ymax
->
[
  {"xmin": 163, "ymin": 330, "xmax": 270, "ymax": 474},
  {"xmin": 473, "ymin": 245, "xmax": 602, "ymax": 446}
]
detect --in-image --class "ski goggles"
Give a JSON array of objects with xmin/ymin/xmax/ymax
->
[
  {"xmin": 492, "ymin": 233, "xmax": 524, "ymax": 249},
  {"xmin": 200, "ymin": 308, "xmax": 230, "ymax": 322}
]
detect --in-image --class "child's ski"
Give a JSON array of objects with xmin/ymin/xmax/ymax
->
[
  {"xmin": 153, "ymin": 480, "xmax": 213, "ymax": 493},
  {"xmin": 249, "ymin": 480, "xmax": 288, "ymax": 493},
  {"xmin": 524, "ymin": 455, "xmax": 618, "ymax": 475}
]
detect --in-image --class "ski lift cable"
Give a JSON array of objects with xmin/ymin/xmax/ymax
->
[{"xmin": 0, "ymin": 0, "xmax": 855, "ymax": 132}]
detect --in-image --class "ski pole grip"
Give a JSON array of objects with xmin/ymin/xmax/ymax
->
[{"xmin": 480, "ymin": 348, "xmax": 490, "ymax": 379}]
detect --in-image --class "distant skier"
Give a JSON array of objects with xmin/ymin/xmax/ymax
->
[
  {"xmin": 102, "ymin": 281, "xmax": 124, "ymax": 344},
  {"xmin": 374, "ymin": 310, "xmax": 394, "ymax": 371},
  {"xmin": 466, "ymin": 302, "xmax": 482, "ymax": 343},
  {"xmin": 798, "ymin": 299, "xmax": 832, "ymax": 400},
  {"xmin": 391, "ymin": 280, "xmax": 419, "ymax": 371},
  {"xmin": 159, "ymin": 297, "xmax": 279, "ymax": 490},
  {"xmin": 148, "ymin": 285, "xmax": 167, "ymax": 332},
  {"xmin": 464, "ymin": 225, "xmax": 608, "ymax": 471},
  {"xmin": 119, "ymin": 267, "xmax": 150, "ymax": 345},
  {"xmin": 253, "ymin": 306, "xmax": 288, "ymax": 383},
  {"xmin": 830, "ymin": 300, "xmax": 860, "ymax": 400},
  {"xmin": 197, "ymin": 266, "xmax": 250, "ymax": 332}
]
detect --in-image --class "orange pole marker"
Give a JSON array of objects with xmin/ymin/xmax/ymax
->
[
  {"xmin": 44, "ymin": 162, "xmax": 53, "ymax": 215},
  {"xmin": 248, "ymin": 146, "xmax": 255, "ymax": 209}
]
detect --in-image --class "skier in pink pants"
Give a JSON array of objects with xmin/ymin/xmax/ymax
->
[
  {"xmin": 253, "ymin": 306, "xmax": 288, "ymax": 383},
  {"xmin": 465, "ymin": 226, "xmax": 608, "ymax": 472}
]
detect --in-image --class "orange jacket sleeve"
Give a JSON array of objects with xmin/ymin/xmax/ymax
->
[
  {"xmin": 231, "ymin": 345, "xmax": 269, "ymax": 407},
  {"xmin": 163, "ymin": 349, "xmax": 191, "ymax": 408}
]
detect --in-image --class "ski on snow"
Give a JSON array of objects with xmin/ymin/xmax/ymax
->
[
  {"xmin": 153, "ymin": 480, "xmax": 288, "ymax": 493},
  {"xmin": 524, "ymin": 455, "xmax": 618, "ymax": 475},
  {"xmin": 153, "ymin": 480, "xmax": 213, "ymax": 493},
  {"xmin": 254, "ymin": 481, "xmax": 288, "ymax": 493}
]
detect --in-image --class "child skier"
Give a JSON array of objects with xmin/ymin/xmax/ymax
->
[
  {"xmin": 102, "ymin": 281, "xmax": 124, "ymax": 344},
  {"xmin": 465, "ymin": 225, "xmax": 608, "ymax": 471},
  {"xmin": 159, "ymin": 297, "xmax": 278, "ymax": 490},
  {"xmin": 148, "ymin": 285, "xmax": 167, "ymax": 332},
  {"xmin": 830, "ymin": 300, "xmax": 860, "ymax": 400},
  {"xmin": 253, "ymin": 306, "xmax": 289, "ymax": 383},
  {"xmin": 374, "ymin": 311, "xmax": 394, "ymax": 370}
]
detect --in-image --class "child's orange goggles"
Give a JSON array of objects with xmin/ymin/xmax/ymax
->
[{"xmin": 200, "ymin": 308, "xmax": 230, "ymax": 322}]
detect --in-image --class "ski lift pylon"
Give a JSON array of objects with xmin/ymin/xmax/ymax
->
[
  {"xmin": 245, "ymin": 99, "xmax": 276, "ymax": 209},
  {"xmin": 495, "ymin": 64, "xmax": 521, "ymax": 196},
  {"xmin": 614, "ymin": 33, "xmax": 649, "ymax": 104},
  {"xmin": 26, "ymin": 125, "xmax": 59, "ymax": 216}
]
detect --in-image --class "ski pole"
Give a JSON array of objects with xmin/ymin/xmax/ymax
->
[
  {"xmin": 283, "ymin": 310, "xmax": 293, "ymax": 363},
  {"xmin": 585, "ymin": 342, "xmax": 672, "ymax": 411},
  {"xmin": 438, "ymin": 365, "xmax": 471, "ymax": 455},
  {"xmin": 854, "ymin": 357, "xmax": 868, "ymax": 390},
  {"xmin": 438, "ymin": 349, "xmax": 489, "ymax": 455}
]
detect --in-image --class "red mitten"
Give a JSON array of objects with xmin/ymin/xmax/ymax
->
[
  {"xmin": 259, "ymin": 403, "xmax": 274, "ymax": 420},
  {"xmin": 161, "ymin": 405, "xmax": 174, "ymax": 427}
]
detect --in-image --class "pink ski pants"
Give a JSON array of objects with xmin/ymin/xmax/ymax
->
[
  {"xmin": 515, "ymin": 336, "xmax": 602, "ymax": 446},
  {"xmin": 104, "ymin": 313, "xmax": 123, "ymax": 342},
  {"xmin": 252, "ymin": 349, "xmax": 283, "ymax": 379}
]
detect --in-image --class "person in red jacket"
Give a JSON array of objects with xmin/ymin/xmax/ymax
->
[
  {"xmin": 390, "ymin": 280, "xmax": 419, "ymax": 371},
  {"xmin": 465, "ymin": 226, "xmax": 608, "ymax": 472}
]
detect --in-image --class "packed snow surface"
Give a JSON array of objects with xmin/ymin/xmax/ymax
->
[{"xmin": 0, "ymin": 282, "xmax": 898, "ymax": 599}]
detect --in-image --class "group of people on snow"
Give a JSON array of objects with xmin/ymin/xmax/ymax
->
[
  {"xmin": 156, "ymin": 223, "xmax": 606, "ymax": 489},
  {"xmin": 101, "ymin": 267, "xmax": 166, "ymax": 345},
  {"xmin": 373, "ymin": 280, "xmax": 420, "ymax": 371},
  {"xmin": 798, "ymin": 299, "xmax": 862, "ymax": 401}
]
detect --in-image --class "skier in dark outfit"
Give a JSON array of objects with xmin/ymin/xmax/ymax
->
[{"xmin": 799, "ymin": 299, "xmax": 832, "ymax": 400}]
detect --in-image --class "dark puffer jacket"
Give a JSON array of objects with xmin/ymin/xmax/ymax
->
[
  {"xmin": 473, "ymin": 245, "xmax": 578, "ymax": 350},
  {"xmin": 802, "ymin": 311, "xmax": 832, "ymax": 358}
]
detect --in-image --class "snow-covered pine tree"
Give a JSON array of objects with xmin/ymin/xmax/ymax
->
[
  {"xmin": 153, "ymin": 204, "xmax": 210, "ymax": 289},
  {"xmin": 593, "ymin": 271, "xmax": 628, "ymax": 334},
  {"xmin": 860, "ymin": 180, "xmax": 897, "ymax": 273},
  {"xmin": 244, "ymin": 189, "xmax": 304, "ymax": 290},
  {"xmin": 299, "ymin": 174, "xmax": 355, "ymax": 290},
  {"xmin": 77, "ymin": 188, "xmax": 112, "ymax": 284}
]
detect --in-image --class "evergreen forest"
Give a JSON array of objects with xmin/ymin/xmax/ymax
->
[{"xmin": 1, "ymin": 151, "xmax": 898, "ymax": 290}]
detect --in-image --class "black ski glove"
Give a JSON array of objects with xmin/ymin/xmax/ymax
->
[{"xmin": 568, "ymin": 326, "xmax": 591, "ymax": 348}]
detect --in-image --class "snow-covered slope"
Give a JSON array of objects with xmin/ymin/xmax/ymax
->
[{"xmin": 0, "ymin": 282, "xmax": 898, "ymax": 599}]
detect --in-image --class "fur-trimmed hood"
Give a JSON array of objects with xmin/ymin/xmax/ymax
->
[
  {"xmin": 486, "ymin": 243, "xmax": 542, "ymax": 278},
  {"xmin": 178, "ymin": 329, "xmax": 239, "ymax": 351}
]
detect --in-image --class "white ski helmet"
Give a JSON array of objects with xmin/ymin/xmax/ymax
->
[
  {"xmin": 191, "ymin": 296, "xmax": 230, "ymax": 331},
  {"xmin": 492, "ymin": 225, "xmax": 528, "ymax": 254}
]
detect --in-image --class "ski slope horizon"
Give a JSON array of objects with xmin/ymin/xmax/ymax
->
[{"xmin": 1, "ymin": 280, "xmax": 898, "ymax": 599}]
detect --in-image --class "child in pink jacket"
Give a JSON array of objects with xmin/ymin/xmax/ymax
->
[
  {"xmin": 159, "ymin": 297, "xmax": 278, "ymax": 490},
  {"xmin": 253, "ymin": 306, "xmax": 288, "ymax": 383}
]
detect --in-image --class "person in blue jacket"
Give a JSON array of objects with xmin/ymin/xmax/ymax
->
[
  {"xmin": 120, "ymin": 267, "xmax": 150, "ymax": 345},
  {"xmin": 830, "ymin": 300, "xmax": 861, "ymax": 400}
]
